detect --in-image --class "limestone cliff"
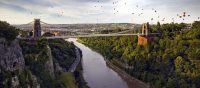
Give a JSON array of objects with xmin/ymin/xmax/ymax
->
[
  {"xmin": 0, "ymin": 37, "xmax": 79, "ymax": 88},
  {"xmin": 0, "ymin": 38, "xmax": 25, "ymax": 72},
  {"xmin": 45, "ymin": 46, "xmax": 55, "ymax": 79}
]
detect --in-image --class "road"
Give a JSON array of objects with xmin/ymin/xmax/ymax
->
[
  {"xmin": 18, "ymin": 33, "xmax": 160, "ymax": 40},
  {"xmin": 46, "ymin": 34, "xmax": 139, "ymax": 39},
  {"xmin": 46, "ymin": 33, "xmax": 160, "ymax": 39}
]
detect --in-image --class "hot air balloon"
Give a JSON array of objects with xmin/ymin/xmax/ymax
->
[
  {"xmin": 162, "ymin": 18, "xmax": 165, "ymax": 21},
  {"xmin": 183, "ymin": 12, "xmax": 186, "ymax": 17}
]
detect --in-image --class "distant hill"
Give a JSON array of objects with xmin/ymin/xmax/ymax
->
[{"xmin": 13, "ymin": 23, "xmax": 140, "ymax": 32}]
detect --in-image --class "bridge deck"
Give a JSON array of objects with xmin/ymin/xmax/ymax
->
[{"xmin": 46, "ymin": 33, "xmax": 160, "ymax": 39}]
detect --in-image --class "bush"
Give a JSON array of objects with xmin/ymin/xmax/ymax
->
[{"xmin": 0, "ymin": 21, "xmax": 19, "ymax": 41}]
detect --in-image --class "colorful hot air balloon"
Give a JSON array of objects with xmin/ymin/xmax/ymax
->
[{"xmin": 183, "ymin": 12, "xmax": 186, "ymax": 17}]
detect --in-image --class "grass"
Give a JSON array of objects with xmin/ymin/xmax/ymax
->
[{"xmin": 57, "ymin": 72, "xmax": 77, "ymax": 88}]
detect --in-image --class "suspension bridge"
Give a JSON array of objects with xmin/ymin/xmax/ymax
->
[{"xmin": 18, "ymin": 19, "xmax": 160, "ymax": 45}]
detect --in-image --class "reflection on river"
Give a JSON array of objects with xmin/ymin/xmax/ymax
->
[{"xmin": 67, "ymin": 38, "xmax": 128, "ymax": 88}]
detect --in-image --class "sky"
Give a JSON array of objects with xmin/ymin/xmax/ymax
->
[{"xmin": 0, "ymin": 0, "xmax": 200, "ymax": 24}]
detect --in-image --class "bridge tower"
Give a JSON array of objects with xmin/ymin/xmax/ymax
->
[
  {"xmin": 138, "ymin": 22, "xmax": 151, "ymax": 45},
  {"xmin": 142, "ymin": 22, "xmax": 149, "ymax": 36},
  {"xmin": 33, "ymin": 19, "xmax": 41, "ymax": 38}
]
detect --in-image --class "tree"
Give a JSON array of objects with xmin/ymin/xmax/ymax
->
[
  {"xmin": 174, "ymin": 56, "xmax": 185, "ymax": 72},
  {"xmin": 156, "ymin": 22, "xmax": 161, "ymax": 32},
  {"xmin": 0, "ymin": 21, "xmax": 19, "ymax": 41},
  {"xmin": 42, "ymin": 32, "xmax": 55, "ymax": 37},
  {"xmin": 192, "ymin": 21, "xmax": 200, "ymax": 29},
  {"xmin": 166, "ymin": 78, "xmax": 176, "ymax": 88}
]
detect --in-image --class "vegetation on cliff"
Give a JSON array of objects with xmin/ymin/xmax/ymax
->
[
  {"xmin": 19, "ymin": 38, "xmax": 78, "ymax": 88},
  {"xmin": 0, "ymin": 21, "xmax": 19, "ymax": 42},
  {"xmin": 20, "ymin": 39, "xmax": 54, "ymax": 87},
  {"xmin": 79, "ymin": 21, "xmax": 200, "ymax": 88},
  {"xmin": 48, "ymin": 39, "xmax": 76, "ymax": 71},
  {"xmin": 0, "ymin": 21, "xmax": 86, "ymax": 88}
]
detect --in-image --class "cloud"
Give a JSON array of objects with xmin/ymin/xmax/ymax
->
[
  {"xmin": 72, "ymin": 0, "xmax": 111, "ymax": 3},
  {"xmin": 0, "ymin": 0, "xmax": 200, "ymax": 24},
  {"xmin": 0, "ymin": 1, "xmax": 27, "ymax": 12}
]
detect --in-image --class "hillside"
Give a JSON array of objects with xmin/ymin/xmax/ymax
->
[
  {"xmin": 79, "ymin": 21, "xmax": 200, "ymax": 88},
  {"xmin": 0, "ymin": 21, "xmax": 88, "ymax": 88}
]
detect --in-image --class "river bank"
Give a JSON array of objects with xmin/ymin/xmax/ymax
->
[
  {"xmin": 68, "ymin": 38, "xmax": 128, "ymax": 88},
  {"xmin": 66, "ymin": 40, "xmax": 89, "ymax": 88},
  {"xmin": 105, "ymin": 59, "xmax": 149, "ymax": 88},
  {"xmin": 77, "ymin": 38, "xmax": 149, "ymax": 88},
  {"xmin": 73, "ymin": 49, "xmax": 89, "ymax": 88}
]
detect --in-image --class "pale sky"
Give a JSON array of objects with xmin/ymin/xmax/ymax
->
[{"xmin": 0, "ymin": 0, "xmax": 200, "ymax": 24}]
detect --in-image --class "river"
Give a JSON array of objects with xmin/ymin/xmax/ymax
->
[{"xmin": 67, "ymin": 38, "xmax": 128, "ymax": 88}]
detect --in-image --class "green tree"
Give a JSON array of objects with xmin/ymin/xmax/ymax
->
[
  {"xmin": 174, "ymin": 56, "xmax": 185, "ymax": 72},
  {"xmin": 0, "ymin": 21, "xmax": 19, "ymax": 41}
]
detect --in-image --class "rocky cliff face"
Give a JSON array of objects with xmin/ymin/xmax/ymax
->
[
  {"xmin": 0, "ymin": 38, "xmax": 79, "ymax": 88},
  {"xmin": 45, "ymin": 46, "xmax": 55, "ymax": 79},
  {"xmin": 0, "ymin": 38, "xmax": 25, "ymax": 72}
]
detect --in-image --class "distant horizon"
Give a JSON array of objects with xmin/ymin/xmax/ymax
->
[{"xmin": 9, "ymin": 20, "xmax": 196, "ymax": 25}]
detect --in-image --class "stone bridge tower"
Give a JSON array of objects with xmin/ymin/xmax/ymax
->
[
  {"xmin": 142, "ymin": 22, "xmax": 149, "ymax": 36},
  {"xmin": 138, "ymin": 22, "xmax": 151, "ymax": 45},
  {"xmin": 33, "ymin": 19, "xmax": 41, "ymax": 38}
]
